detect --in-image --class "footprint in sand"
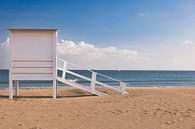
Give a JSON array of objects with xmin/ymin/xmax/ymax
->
[
  {"xmin": 182, "ymin": 109, "xmax": 195, "ymax": 118},
  {"xmin": 29, "ymin": 127, "xmax": 42, "ymax": 129},
  {"xmin": 92, "ymin": 111, "xmax": 98, "ymax": 115},
  {"xmin": 165, "ymin": 120, "xmax": 176, "ymax": 125},
  {"xmin": 108, "ymin": 109, "xmax": 123, "ymax": 115},
  {"xmin": 58, "ymin": 114, "xmax": 63, "ymax": 117},
  {"xmin": 18, "ymin": 124, "xmax": 22, "ymax": 126},
  {"xmin": 40, "ymin": 116, "xmax": 44, "ymax": 118}
]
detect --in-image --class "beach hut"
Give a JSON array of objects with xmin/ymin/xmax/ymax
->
[
  {"xmin": 8, "ymin": 29, "xmax": 57, "ymax": 99},
  {"xmin": 8, "ymin": 28, "xmax": 127, "ymax": 99}
]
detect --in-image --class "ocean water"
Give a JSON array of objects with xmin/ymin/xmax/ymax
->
[{"xmin": 1, "ymin": 70, "xmax": 195, "ymax": 88}]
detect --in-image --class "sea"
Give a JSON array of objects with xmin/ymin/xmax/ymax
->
[{"xmin": 1, "ymin": 69, "xmax": 195, "ymax": 89}]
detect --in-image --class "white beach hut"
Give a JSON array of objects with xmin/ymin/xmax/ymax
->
[
  {"xmin": 8, "ymin": 29, "xmax": 57, "ymax": 99},
  {"xmin": 8, "ymin": 28, "xmax": 127, "ymax": 99}
]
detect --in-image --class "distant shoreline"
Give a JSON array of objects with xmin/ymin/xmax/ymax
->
[{"xmin": 2, "ymin": 70, "xmax": 195, "ymax": 88}]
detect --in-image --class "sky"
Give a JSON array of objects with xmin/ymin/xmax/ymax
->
[{"xmin": 1, "ymin": 0, "xmax": 195, "ymax": 70}]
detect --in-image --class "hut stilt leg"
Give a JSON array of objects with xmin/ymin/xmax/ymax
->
[
  {"xmin": 9, "ymin": 80, "xmax": 13, "ymax": 99},
  {"xmin": 15, "ymin": 80, "xmax": 19, "ymax": 96},
  {"xmin": 53, "ymin": 80, "xmax": 57, "ymax": 99}
]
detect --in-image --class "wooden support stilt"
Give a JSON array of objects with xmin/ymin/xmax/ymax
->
[
  {"xmin": 53, "ymin": 80, "xmax": 57, "ymax": 99},
  {"xmin": 15, "ymin": 80, "xmax": 19, "ymax": 96},
  {"xmin": 56, "ymin": 81, "xmax": 58, "ymax": 96},
  {"xmin": 9, "ymin": 80, "xmax": 13, "ymax": 99}
]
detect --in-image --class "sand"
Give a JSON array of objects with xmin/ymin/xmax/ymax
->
[{"xmin": 0, "ymin": 87, "xmax": 195, "ymax": 129}]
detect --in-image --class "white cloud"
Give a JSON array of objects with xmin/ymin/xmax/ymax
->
[
  {"xmin": 182, "ymin": 40, "xmax": 193, "ymax": 45},
  {"xmin": 0, "ymin": 38, "xmax": 9, "ymax": 69},
  {"xmin": 2, "ymin": 38, "xmax": 195, "ymax": 70},
  {"xmin": 57, "ymin": 40, "xmax": 147, "ymax": 69},
  {"xmin": 172, "ymin": 57, "xmax": 183, "ymax": 65},
  {"xmin": 3, "ymin": 38, "xmax": 195, "ymax": 70}
]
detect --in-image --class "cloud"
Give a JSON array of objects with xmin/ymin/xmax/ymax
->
[
  {"xmin": 182, "ymin": 40, "xmax": 193, "ymax": 45},
  {"xmin": 2, "ymin": 38, "xmax": 195, "ymax": 70},
  {"xmin": 172, "ymin": 57, "xmax": 183, "ymax": 65},
  {"xmin": 57, "ymin": 40, "xmax": 147, "ymax": 69},
  {"xmin": 0, "ymin": 38, "xmax": 9, "ymax": 69}
]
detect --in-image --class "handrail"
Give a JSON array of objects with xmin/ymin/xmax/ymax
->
[
  {"xmin": 58, "ymin": 58, "xmax": 125, "ymax": 84},
  {"xmin": 58, "ymin": 58, "xmax": 128, "ymax": 95},
  {"xmin": 58, "ymin": 68, "xmax": 121, "ymax": 92},
  {"xmin": 58, "ymin": 67, "xmax": 92, "ymax": 82}
]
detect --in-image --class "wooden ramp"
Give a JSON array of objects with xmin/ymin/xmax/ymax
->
[
  {"xmin": 56, "ymin": 77, "xmax": 107, "ymax": 96},
  {"xmin": 57, "ymin": 59, "xmax": 128, "ymax": 96}
]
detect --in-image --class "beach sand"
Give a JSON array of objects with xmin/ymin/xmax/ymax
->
[{"xmin": 0, "ymin": 87, "xmax": 195, "ymax": 129}]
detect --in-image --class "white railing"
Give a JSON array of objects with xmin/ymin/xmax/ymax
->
[{"xmin": 57, "ymin": 59, "xmax": 128, "ymax": 95}]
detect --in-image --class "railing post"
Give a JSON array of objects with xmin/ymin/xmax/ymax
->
[
  {"xmin": 91, "ymin": 72, "xmax": 97, "ymax": 90},
  {"xmin": 120, "ymin": 82, "xmax": 126, "ymax": 95},
  {"xmin": 62, "ymin": 61, "xmax": 67, "ymax": 79}
]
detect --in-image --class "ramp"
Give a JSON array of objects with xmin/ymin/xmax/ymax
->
[
  {"xmin": 56, "ymin": 77, "xmax": 107, "ymax": 96},
  {"xmin": 57, "ymin": 59, "xmax": 128, "ymax": 96}
]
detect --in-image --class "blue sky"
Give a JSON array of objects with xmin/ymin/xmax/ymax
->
[{"xmin": 1, "ymin": 0, "xmax": 195, "ymax": 70}]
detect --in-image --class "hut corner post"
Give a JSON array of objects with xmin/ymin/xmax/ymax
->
[
  {"xmin": 15, "ymin": 80, "xmax": 19, "ymax": 96},
  {"xmin": 52, "ymin": 31, "xmax": 57, "ymax": 99},
  {"xmin": 9, "ymin": 31, "xmax": 13, "ymax": 99},
  {"xmin": 53, "ymin": 80, "xmax": 57, "ymax": 99}
]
